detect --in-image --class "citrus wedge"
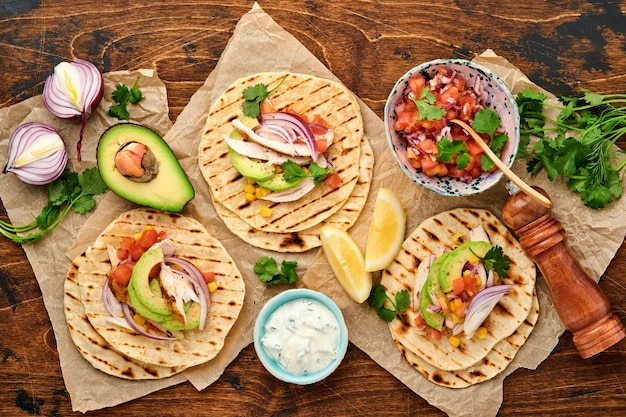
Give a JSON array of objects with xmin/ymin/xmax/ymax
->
[
  {"xmin": 320, "ymin": 225, "xmax": 372, "ymax": 303},
  {"xmin": 365, "ymin": 188, "xmax": 406, "ymax": 272}
]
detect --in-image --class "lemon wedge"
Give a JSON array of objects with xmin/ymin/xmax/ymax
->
[
  {"xmin": 365, "ymin": 188, "xmax": 406, "ymax": 272},
  {"xmin": 320, "ymin": 225, "xmax": 372, "ymax": 303}
]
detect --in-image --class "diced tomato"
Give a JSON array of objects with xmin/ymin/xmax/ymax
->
[
  {"xmin": 427, "ymin": 327, "xmax": 443, "ymax": 341},
  {"xmin": 310, "ymin": 114, "xmax": 329, "ymax": 129},
  {"xmin": 157, "ymin": 230, "xmax": 167, "ymax": 242},
  {"xmin": 110, "ymin": 263, "xmax": 133, "ymax": 285},
  {"xmin": 202, "ymin": 271, "xmax": 216, "ymax": 284},
  {"xmin": 260, "ymin": 99, "xmax": 275, "ymax": 114},
  {"xmin": 425, "ymin": 162, "xmax": 448, "ymax": 177},
  {"xmin": 323, "ymin": 172, "xmax": 343, "ymax": 189},
  {"xmin": 408, "ymin": 74, "xmax": 426, "ymax": 97},
  {"xmin": 451, "ymin": 277, "xmax": 465, "ymax": 296},
  {"xmin": 130, "ymin": 243, "xmax": 145, "ymax": 262},
  {"xmin": 394, "ymin": 110, "xmax": 420, "ymax": 131},
  {"xmin": 420, "ymin": 157, "xmax": 439, "ymax": 174},
  {"xmin": 138, "ymin": 229, "xmax": 158, "ymax": 249},
  {"xmin": 414, "ymin": 314, "xmax": 427, "ymax": 330},
  {"xmin": 452, "ymin": 75, "xmax": 466, "ymax": 92},
  {"xmin": 436, "ymin": 86, "xmax": 459, "ymax": 107},
  {"xmin": 464, "ymin": 273, "xmax": 479, "ymax": 295},
  {"xmin": 466, "ymin": 139, "xmax": 483, "ymax": 156},
  {"xmin": 315, "ymin": 139, "xmax": 328, "ymax": 153},
  {"xmin": 417, "ymin": 138, "xmax": 437, "ymax": 154},
  {"xmin": 149, "ymin": 263, "xmax": 160, "ymax": 279}
]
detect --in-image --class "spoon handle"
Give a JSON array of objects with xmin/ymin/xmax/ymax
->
[{"xmin": 502, "ymin": 186, "xmax": 625, "ymax": 358}]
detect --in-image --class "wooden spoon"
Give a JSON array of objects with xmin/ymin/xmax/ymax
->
[{"xmin": 449, "ymin": 118, "xmax": 552, "ymax": 208}]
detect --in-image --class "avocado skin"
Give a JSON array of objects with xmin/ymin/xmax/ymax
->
[
  {"xmin": 438, "ymin": 241, "xmax": 492, "ymax": 293},
  {"xmin": 228, "ymin": 146, "xmax": 275, "ymax": 181},
  {"xmin": 419, "ymin": 252, "xmax": 451, "ymax": 331},
  {"xmin": 97, "ymin": 123, "xmax": 194, "ymax": 213}
]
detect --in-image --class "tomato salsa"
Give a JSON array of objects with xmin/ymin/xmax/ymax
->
[{"xmin": 392, "ymin": 65, "xmax": 508, "ymax": 182}]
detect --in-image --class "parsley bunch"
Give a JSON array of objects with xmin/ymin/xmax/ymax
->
[
  {"xmin": 516, "ymin": 89, "xmax": 626, "ymax": 209},
  {"xmin": 253, "ymin": 256, "xmax": 298, "ymax": 285},
  {"xmin": 0, "ymin": 168, "xmax": 107, "ymax": 244},
  {"xmin": 108, "ymin": 77, "xmax": 143, "ymax": 120},
  {"xmin": 367, "ymin": 285, "xmax": 411, "ymax": 323}
]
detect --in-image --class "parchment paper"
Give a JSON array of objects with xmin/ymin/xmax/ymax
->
[{"xmin": 2, "ymin": 3, "xmax": 626, "ymax": 416}]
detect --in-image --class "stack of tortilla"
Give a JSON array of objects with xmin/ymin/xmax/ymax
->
[
  {"xmin": 63, "ymin": 208, "xmax": 246, "ymax": 379},
  {"xmin": 380, "ymin": 208, "xmax": 538, "ymax": 388},
  {"xmin": 198, "ymin": 72, "xmax": 374, "ymax": 252}
]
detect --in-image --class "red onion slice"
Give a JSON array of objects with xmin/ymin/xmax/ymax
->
[
  {"xmin": 3, "ymin": 122, "xmax": 68, "ymax": 185},
  {"xmin": 164, "ymin": 256, "xmax": 211, "ymax": 331},
  {"xmin": 463, "ymin": 284, "xmax": 513, "ymax": 337},
  {"xmin": 121, "ymin": 302, "xmax": 176, "ymax": 341},
  {"xmin": 260, "ymin": 112, "xmax": 318, "ymax": 160},
  {"xmin": 42, "ymin": 59, "xmax": 103, "ymax": 161}
]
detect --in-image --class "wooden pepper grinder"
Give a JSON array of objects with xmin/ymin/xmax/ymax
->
[{"xmin": 502, "ymin": 185, "xmax": 626, "ymax": 358}]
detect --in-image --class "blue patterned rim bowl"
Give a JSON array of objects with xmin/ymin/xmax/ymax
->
[
  {"xmin": 253, "ymin": 288, "xmax": 349, "ymax": 385},
  {"xmin": 384, "ymin": 58, "xmax": 520, "ymax": 196}
]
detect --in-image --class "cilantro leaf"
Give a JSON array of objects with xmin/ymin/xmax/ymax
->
[
  {"xmin": 436, "ymin": 138, "xmax": 470, "ymax": 170},
  {"xmin": 281, "ymin": 160, "xmax": 307, "ymax": 183},
  {"xmin": 308, "ymin": 162, "xmax": 332, "ymax": 185},
  {"xmin": 472, "ymin": 108, "xmax": 501, "ymax": 139},
  {"xmin": 108, "ymin": 77, "xmax": 143, "ymax": 120},
  {"xmin": 253, "ymin": 256, "xmax": 298, "ymax": 285},
  {"xmin": 367, "ymin": 285, "xmax": 410, "ymax": 323},
  {"xmin": 412, "ymin": 87, "xmax": 446, "ymax": 121},
  {"xmin": 241, "ymin": 76, "xmax": 287, "ymax": 118},
  {"xmin": 481, "ymin": 246, "xmax": 511, "ymax": 278}
]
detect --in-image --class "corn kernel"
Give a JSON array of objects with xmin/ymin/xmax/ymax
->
[
  {"xmin": 144, "ymin": 225, "xmax": 154, "ymax": 231},
  {"xmin": 255, "ymin": 188, "xmax": 266, "ymax": 199},
  {"xmin": 463, "ymin": 270, "xmax": 472, "ymax": 278},
  {"xmin": 260, "ymin": 206, "xmax": 272, "ymax": 217},
  {"xmin": 245, "ymin": 192, "xmax": 256, "ymax": 202},
  {"xmin": 475, "ymin": 277, "xmax": 482, "ymax": 287},
  {"xmin": 476, "ymin": 327, "xmax": 488, "ymax": 339},
  {"xmin": 451, "ymin": 313, "xmax": 464, "ymax": 324},
  {"xmin": 208, "ymin": 282, "xmax": 218, "ymax": 293},
  {"xmin": 133, "ymin": 232, "xmax": 142, "ymax": 240},
  {"xmin": 259, "ymin": 187, "xmax": 271, "ymax": 197},
  {"xmin": 468, "ymin": 256, "xmax": 480, "ymax": 264},
  {"xmin": 448, "ymin": 336, "xmax": 461, "ymax": 348},
  {"xmin": 244, "ymin": 183, "xmax": 256, "ymax": 194},
  {"xmin": 133, "ymin": 314, "xmax": 146, "ymax": 326}
]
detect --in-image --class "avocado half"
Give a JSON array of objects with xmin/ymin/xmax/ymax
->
[{"xmin": 97, "ymin": 123, "xmax": 194, "ymax": 212}]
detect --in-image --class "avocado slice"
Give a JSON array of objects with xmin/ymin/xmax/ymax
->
[
  {"xmin": 256, "ymin": 172, "xmax": 302, "ymax": 192},
  {"xmin": 128, "ymin": 247, "xmax": 172, "ymax": 316},
  {"xmin": 228, "ymin": 146, "xmax": 275, "ymax": 181},
  {"xmin": 159, "ymin": 302, "xmax": 202, "ymax": 331},
  {"xmin": 438, "ymin": 241, "xmax": 492, "ymax": 293},
  {"xmin": 127, "ymin": 279, "xmax": 174, "ymax": 323},
  {"xmin": 419, "ymin": 252, "xmax": 452, "ymax": 331},
  {"xmin": 97, "ymin": 123, "xmax": 194, "ymax": 213}
]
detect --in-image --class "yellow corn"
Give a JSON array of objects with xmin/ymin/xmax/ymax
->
[
  {"xmin": 476, "ymin": 327, "xmax": 488, "ymax": 339},
  {"xmin": 451, "ymin": 312, "xmax": 464, "ymax": 324},
  {"xmin": 133, "ymin": 314, "xmax": 146, "ymax": 326},
  {"xmin": 448, "ymin": 336, "xmax": 461, "ymax": 348},
  {"xmin": 468, "ymin": 256, "xmax": 480, "ymax": 264},
  {"xmin": 245, "ymin": 192, "xmax": 256, "ymax": 202},
  {"xmin": 260, "ymin": 206, "xmax": 272, "ymax": 217},
  {"xmin": 144, "ymin": 225, "xmax": 154, "ymax": 231},
  {"xmin": 133, "ymin": 232, "xmax": 142, "ymax": 240},
  {"xmin": 244, "ymin": 183, "xmax": 256, "ymax": 194},
  {"xmin": 463, "ymin": 270, "xmax": 472, "ymax": 278},
  {"xmin": 449, "ymin": 298, "xmax": 463, "ymax": 314},
  {"xmin": 475, "ymin": 277, "xmax": 482, "ymax": 287},
  {"xmin": 208, "ymin": 282, "xmax": 218, "ymax": 293},
  {"xmin": 258, "ymin": 187, "xmax": 271, "ymax": 197}
]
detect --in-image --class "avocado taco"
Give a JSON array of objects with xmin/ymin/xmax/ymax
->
[
  {"xmin": 380, "ymin": 208, "xmax": 536, "ymax": 378},
  {"xmin": 198, "ymin": 72, "xmax": 372, "ymax": 243},
  {"xmin": 66, "ymin": 208, "xmax": 245, "ymax": 374}
]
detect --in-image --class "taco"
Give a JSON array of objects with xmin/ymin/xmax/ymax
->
[
  {"xmin": 71, "ymin": 208, "xmax": 245, "ymax": 372},
  {"xmin": 198, "ymin": 72, "xmax": 369, "ymax": 237},
  {"xmin": 380, "ymin": 208, "xmax": 536, "ymax": 375}
]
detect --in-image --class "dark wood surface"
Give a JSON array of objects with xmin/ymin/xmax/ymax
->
[{"xmin": 1, "ymin": 1, "xmax": 625, "ymax": 415}]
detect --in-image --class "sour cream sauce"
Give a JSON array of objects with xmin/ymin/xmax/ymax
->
[{"xmin": 261, "ymin": 298, "xmax": 340, "ymax": 375}]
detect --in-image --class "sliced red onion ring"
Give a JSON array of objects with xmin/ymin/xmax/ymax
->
[
  {"xmin": 463, "ymin": 284, "xmax": 513, "ymax": 337},
  {"xmin": 164, "ymin": 256, "xmax": 210, "ymax": 331},
  {"xmin": 42, "ymin": 59, "xmax": 103, "ymax": 161},
  {"xmin": 121, "ymin": 302, "xmax": 175, "ymax": 341},
  {"xmin": 3, "ymin": 122, "xmax": 68, "ymax": 185},
  {"xmin": 260, "ymin": 112, "xmax": 318, "ymax": 160}
]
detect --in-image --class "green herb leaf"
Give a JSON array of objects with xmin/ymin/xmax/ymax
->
[
  {"xmin": 241, "ymin": 76, "xmax": 287, "ymax": 118},
  {"xmin": 108, "ymin": 77, "xmax": 143, "ymax": 120},
  {"xmin": 308, "ymin": 162, "xmax": 332, "ymax": 185},
  {"xmin": 281, "ymin": 160, "xmax": 307, "ymax": 183},
  {"xmin": 481, "ymin": 246, "xmax": 511, "ymax": 278},
  {"xmin": 472, "ymin": 109, "xmax": 501, "ymax": 139},
  {"xmin": 253, "ymin": 256, "xmax": 298, "ymax": 285},
  {"xmin": 412, "ymin": 87, "xmax": 446, "ymax": 121},
  {"xmin": 367, "ymin": 285, "xmax": 410, "ymax": 323}
]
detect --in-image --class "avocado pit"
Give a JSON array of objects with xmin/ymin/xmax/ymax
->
[{"xmin": 115, "ymin": 141, "xmax": 158, "ymax": 182}]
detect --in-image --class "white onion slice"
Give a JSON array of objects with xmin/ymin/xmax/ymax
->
[
  {"xmin": 3, "ymin": 122, "xmax": 68, "ymax": 185},
  {"xmin": 42, "ymin": 59, "xmax": 103, "ymax": 161},
  {"xmin": 463, "ymin": 284, "xmax": 513, "ymax": 337}
]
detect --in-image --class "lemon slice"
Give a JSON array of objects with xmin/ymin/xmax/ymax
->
[
  {"xmin": 320, "ymin": 225, "xmax": 372, "ymax": 303},
  {"xmin": 365, "ymin": 188, "xmax": 406, "ymax": 272}
]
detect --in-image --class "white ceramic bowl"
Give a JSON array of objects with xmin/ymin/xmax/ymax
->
[
  {"xmin": 384, "ymin": 58, "xmax": 520, "ymax": 196},
  {"xmin": 253, "ymin": 288, "xmax": 348, "ymax": 385}
]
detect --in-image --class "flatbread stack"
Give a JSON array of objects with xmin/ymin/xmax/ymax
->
[
  {"xmin": 198, "ymin": 72, "xmax": 374, "ymax": 252},
  {"xmin": 380, "ymin": 208, "xmax": 538, "ymax": 388},
  {"xmin": 63, "ymin": 208, "xmax": 246, "ymax": 379}
]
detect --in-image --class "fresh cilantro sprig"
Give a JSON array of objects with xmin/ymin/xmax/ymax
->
[
  {"xmin": 412, "ymin": 87, "xmax": 447, "ymax": 121},
  {"xmin": 471, "ymin": 245, "xmax": 511, "ymax": 278},
  {"xmin": 242, "ymin": 76, "xmax": 288, "ymax": 118},
  {"xmin": 367, "ymin": 285, "xmax": 411, "ymax": 323},
  {"xmin": 281, "ymin": 160, "xmax": 332, "ymax": 185},
  {"xmin": 108, "ymin": 76, "xmax": 143, "ymax": 120},
  {"xmin": 253, "ymin": 256, "xmax": 298, "ymax": 285},
  {"xmin": 436, "ymin": 138, "xmax": 471, "ymax": 169},
  {"xmin": 516, "ymin": 88, "xmax": 626, "ymax": 209},
  {"xmin": 0, "ymin": 168, "xmax": 107, "ymax": 244},
  {"xmin": 472, "ymin": 108, "xmax": 509, "ymax": 171}
]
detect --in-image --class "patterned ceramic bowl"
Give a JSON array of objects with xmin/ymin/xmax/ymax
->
[
  {"xmin": 384, "ymin": 59, "xmax": 519, "ymax": 196},
  {"xmin": 253, "ymin": 288, "xmax": 348, "ymax": 385}
]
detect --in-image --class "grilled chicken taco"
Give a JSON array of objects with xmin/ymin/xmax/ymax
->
[
  {"xmin": 67, "ymin": 208, "xmax": 245, "ymax": 373},
  {"xmin": 198, "ymin": 72, "xmax": 370, "ymax": 239},
  {"xmin": 380, "ymin": 208, "xmax": 536, "ymax": 376}
]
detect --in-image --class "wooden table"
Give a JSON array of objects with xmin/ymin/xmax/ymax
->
[{"xmin": 1, "ymin": 1, "xmax": 625, "ymax": 415}]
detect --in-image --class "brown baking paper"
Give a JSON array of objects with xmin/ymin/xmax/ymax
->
[{"xmin": 2, "ymin": 3, "xmax": 626, "ymax": 416}]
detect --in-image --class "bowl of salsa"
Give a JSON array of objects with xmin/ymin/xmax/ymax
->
[{"xmin": 384, "ymin": 59, "xmax": 520, "ymax": 196}]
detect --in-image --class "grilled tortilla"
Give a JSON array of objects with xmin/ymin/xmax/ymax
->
[
  {"xmin": 64, "ymin": 255, "xmax": 184, "ymax": 379},
  {"xmin": 381, "ymin": 208, "xmax": 536, "ymax": 372},
  {"xmin": 212, "ymin": 134, "xmax": 374, "ymax": 252},
  {"xmin": 198, "ymin": 72, "xmax": 364, "ymax": 233},
  {"xmin": 76, "ymin": 208, "xmax": 246, "ymax": 370}
]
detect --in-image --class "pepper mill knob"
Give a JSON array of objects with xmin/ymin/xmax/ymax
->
[{"xmin": 502, "ymin": 186, "xmax": 625, "ymax": 358}]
